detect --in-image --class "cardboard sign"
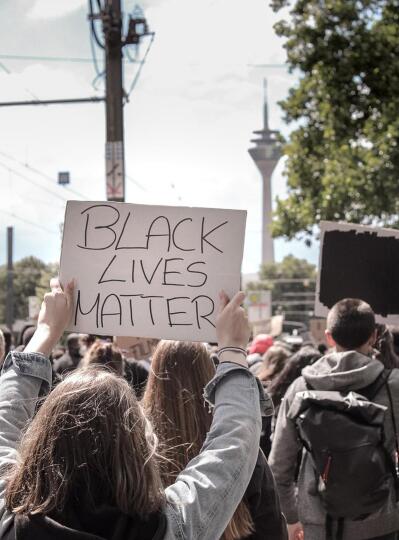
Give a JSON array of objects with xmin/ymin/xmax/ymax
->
[
  {"xmin": 315, "ymin": 221, "xmax": 399, "ymax": 324},
  {"xmin": 309, "ymin": 318, "xmax": 327, "ymax": 345},
  {"xmin": 114, "ymin": 336, "xmax": 158, "ymax": 360},
  {"xmin": 245, "ymin": 290, "xmax": 272, "ymax": 324},
  {"xmin": 60, "ymin": 201, "xmax": 246, "ymax": 341}
]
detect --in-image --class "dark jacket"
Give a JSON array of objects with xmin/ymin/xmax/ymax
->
[
  {"xmin": 246, "ymin": 450, "xmax": 288, "ymax": 540},
  {"xmin": 2, "ymin": 507, "xmax": 166, "ymax": 540}
]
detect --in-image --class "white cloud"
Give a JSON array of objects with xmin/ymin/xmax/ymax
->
[
  {"xmin": 0, "ymin": 0, "xmax": 312, "ymax": 274},
  {"xmin": 27, "ymin": 0, "xmax": 86, "ymax": 20}
]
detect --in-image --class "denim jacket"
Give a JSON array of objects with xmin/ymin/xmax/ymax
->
[{"xmin": 0, "ymin": 352, "xmax": 271, "ymax": 540}]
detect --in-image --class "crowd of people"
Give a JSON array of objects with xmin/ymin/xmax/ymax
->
[{"xmin": 0, "ymin": 281, "xmax": 399, "ymax": 540}]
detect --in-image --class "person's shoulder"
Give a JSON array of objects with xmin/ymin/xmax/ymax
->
[{"xmin": 285, "ymin": 375, "xmax": 307, "ymax": 397}]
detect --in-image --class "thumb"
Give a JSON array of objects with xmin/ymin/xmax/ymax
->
[{"xmin": 50, "ymin": 277, "xmax": 62, "ymax": 291}]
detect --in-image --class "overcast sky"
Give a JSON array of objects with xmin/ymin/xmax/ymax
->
[{"xmin": 0, "ymin": 0, "xmax": 318, "ymax": 273}]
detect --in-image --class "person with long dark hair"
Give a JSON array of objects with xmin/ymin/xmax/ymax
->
[
  {"xmin": 143, "ymin": 340, "xmax": 287, "ymax": 540},
  {"xmin": 0, "ymin": 281, "xmax": 265, "ymax": 540}
]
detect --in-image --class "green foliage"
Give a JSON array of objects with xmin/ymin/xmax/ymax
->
[
  {"xmin": 0, "ymin": 257, "xmax": 57, "ymax": 324},
  {"xmin": 247, "ymin": 255, "xmax": 316, "ymax": 322},
  {"xmin": 271, "ymin": 0, "xmax": 399, "ymax": 239}
]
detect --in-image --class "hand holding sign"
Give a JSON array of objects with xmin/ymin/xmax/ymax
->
[
  {"xmin": 60, "ymin": 201, "xmax": 246, "ymax": 342},
  {"xmin": 25, "ymin": 278, "xmax": 75, "ymax": 357},
  {"xmin": 216, "ymin": 290, "xmax": 250, "ymax": 349}
]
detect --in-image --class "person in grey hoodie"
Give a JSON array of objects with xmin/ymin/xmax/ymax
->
[{"xmin": 269, "ymin": 298, "xmax": 399, "ymax": 540}]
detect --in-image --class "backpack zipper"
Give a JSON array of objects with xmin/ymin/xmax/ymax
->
[{"xmin": 322, "ymin": 454, "xmax": 332, "ymax": 483}]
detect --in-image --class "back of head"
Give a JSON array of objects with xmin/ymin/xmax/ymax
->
[
  {"xmin": 248, "ymin": 334, "xmax": 273, "ymax": 355},
  {"xmin": 143, "ymin": 341, "xmax": 254, "ymax": 540},
  {"xmin": 66, "ymin": 333, "xmax": 81, "ymax": 356},
  {"xmin": 258, "ymin": 345, "xmax": 290, "ymax": 383},
  {"xmin": 327, "ymin": 298, "xmax": 375, "ymax": 350},
  {"xmin": 80, "ymin": 341, "xmax": 124, "ymax": 376},
  {"xmin": 6, "ymin": 367, "xmax": 163, "ymax": 517},
  {"xmin": 268, "ymin": 345, "xmax": 321, "ymax": 407}
]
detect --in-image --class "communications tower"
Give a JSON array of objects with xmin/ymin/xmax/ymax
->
[{"xmin": 248, "ymin": 80, "xmax": 281, "ymax": 265}]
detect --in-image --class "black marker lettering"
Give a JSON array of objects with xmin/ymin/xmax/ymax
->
[
  {"xmin": 77, "ymin": 204, "xmax": 120, "ymax": 250},
  {"xmin": 98, "ymin": 254, "xmax": 126, "ymax": 284},
  {"xmin": 115, "ymin": 211, "xmax": 147, "ymax": 250},
  {"xmin": 140, "ymin": 257, "xmax": 163, "ymax": 284},
  {"xmin": 200, "ymin": 217, "xmax": 228, "ymax": 254},
  {"xmin": 166, "ymin": 297, "xmax": 192, "ymax": 327},
  {"xmin": 163, "ymin": 258, "xmax": 184, "ymax": 286},
  {"xmin": 192, "ymin": 295, "xmax": 215, "ymax": 329},
  {"xmin": 100, "ymin": 294, "xmax": 122, "ymax": 327},
  {"xmin": 146, "ymin": 216, "xmax": 171, "ymax": 252},
  {"xmin": 74, "ymin": 290, "xmax": 100, "ymax": 327},
  {"xmin": 142, "ymin": 295, "xmax": 163, "ymax": 325},
  {"xmin": 172, "ymin": 218, "xmax": 195, "ymax": 251},
  {"xmin": 120, "ymin": 294, "xmax": 143, "ymax": 326},
  {"xmin": 131, "ymin": 259, "xmax": 136, "ymax": 283},
  {"xmin": 187, "ymin": 261, "xmax": 208, "ymax": 287}
]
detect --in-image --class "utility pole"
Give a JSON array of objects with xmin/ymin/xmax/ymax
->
[
  {"xmin": 5, "ymin": 227, "xmax": 14, "ymax": 331},
  {"xmin": 103, "ymin": 0, "xmax": 125, "ymax": 202}
]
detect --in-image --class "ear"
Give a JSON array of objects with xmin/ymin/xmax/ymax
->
[
  {"xmin": 325, "ymin": 330, "xmax": 336, "ymax": 348},
  {"xmin": 369, "ymin": 328, "xmax": 378, "ymax": 347}
]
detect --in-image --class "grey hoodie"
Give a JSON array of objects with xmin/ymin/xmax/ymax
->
[{"xmin": 269, "ymin": 350, "xmax": 399, "ymax": 540}]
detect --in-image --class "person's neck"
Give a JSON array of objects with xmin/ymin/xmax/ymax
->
[{"xmin": 335, "ymin": 343, "xmax": 371, "ymax": 356}]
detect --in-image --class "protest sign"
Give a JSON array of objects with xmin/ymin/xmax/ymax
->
[
  {"xmin": 60, "ymin": 201, "xmax": 246, "ymax": 341},
  {"xmin": 309, "ymin": 318, "xmax": 327, "ymax": 345},
  {"xmin": 245, "ymin": 290, "xmax": 272, "ymax": 324},
  {"xmin": 315, "ymin": 221, "xmax": 399, "ymax": 324},
  {"xmin": 114, "ymin": 336, "xmax": 158, "ymax": 360}
]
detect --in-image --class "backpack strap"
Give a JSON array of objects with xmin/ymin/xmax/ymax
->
[
  {"xmin": 385, "ymin": 374, "xmax": 399, "ymax": 497},
  {"xmin": 358, "ymin": 368, "xmax": 392, "ymax": 401},
  {"xmin": 325, "ymin": 515, "xmax": 344, "ymax": 540}
]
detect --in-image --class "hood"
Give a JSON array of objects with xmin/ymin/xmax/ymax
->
[
  {"xmin": 301, "ymin": 350, "xmax": 384, "ymax": 392},
  {"xmin": 12, "ymin": 506, "xmax": 166, "ymax": 540}
]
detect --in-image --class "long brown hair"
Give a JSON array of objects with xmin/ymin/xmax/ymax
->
[
  {"xmin": 5, "ymin": 367, "xmax": 164, "ymax": 517},
  {"xmin": 143, "ymin": 340, "xmax": 254, "ymax": 540},
  {"xmin": 258, "ymin": 344, "xmax": 290, "ymax": 384}
]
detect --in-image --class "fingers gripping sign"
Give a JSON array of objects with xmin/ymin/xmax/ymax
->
[
  {"xmin": 25, "ymin": 278, "xmax": 76, "ymax": 357},
  {"xmin": 216, "ymin": 290, "xmax": 250, "ymax": 350}
]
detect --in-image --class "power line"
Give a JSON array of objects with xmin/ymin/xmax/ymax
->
[
  {"xmin": 0, "ymin": 161, "xmax": 71, "ymax": 204},
  {"xmin": 125, "ymin": 33, "xmax": 155, "ymax": 101},
  {"xmin": 0, "ymin": 54, "xmax": 289, "ymax": 69},
  {"xmin": 125, "ymin": 173, "xmax": 146, "ymax": 191},
  {"xmin": 0, "ymin": 208, "xmax": 59, "ymax": 236},
  {"xmin": 0, "ymin": 150, "xmax": 89, "ymax": 200},
  {"xmin": 0, "ymin": 97, "xmax": 105, "ymax": 107},
  {"xmin": 0, "ymin": 53, "xmax": 100, "ymax": 64}
]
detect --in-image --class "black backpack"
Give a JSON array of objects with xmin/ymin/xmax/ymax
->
[{"xmin": 288, "ymin": 370, "xmax": 399, "ymax": 540}]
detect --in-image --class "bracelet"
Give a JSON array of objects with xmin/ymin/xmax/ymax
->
[{"xmin": 217, "ymin": 346, "xmax": 247, "ymax": 358}]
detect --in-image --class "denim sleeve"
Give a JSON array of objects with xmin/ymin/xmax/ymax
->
[
  {"xmin": 164, "ymin": 363, "xmax": 269, "ymax": 540},
  {"xmin": 0, "ymin": 352, "xmax": 52, "ymax": 517}
]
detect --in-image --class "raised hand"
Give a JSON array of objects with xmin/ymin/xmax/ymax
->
[
  {"xmin": 25, "ymin": 278, "xmax": 75, "ymax": 357},
  {"xmin": 216, "ymin": 290, "xmax": 250, "ymax": 350}
]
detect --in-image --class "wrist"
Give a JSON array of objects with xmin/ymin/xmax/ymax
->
[
  {"xmin": 218, "ymin": 349, "xmax": 248, "ymax": 367},
  {"xmin": 24, "ymin": 324, "xmax": 59, "ymax": 357}
]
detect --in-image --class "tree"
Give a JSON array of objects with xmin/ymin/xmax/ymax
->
[
  {"xmin": 0, "ymin": 256, "xmax": 56, "ymax": 324},
  {"xmin": 247, "ymin": 255, "xmax": 316, "ymax": 323},
  {"xmin": 271, "ymin": 0, "xmax": 399, "ymax": 240}
]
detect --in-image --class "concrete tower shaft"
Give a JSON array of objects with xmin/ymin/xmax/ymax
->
[{"xmin": 248, "ymin": 80, "xmax": 281, "ymax": 265}]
